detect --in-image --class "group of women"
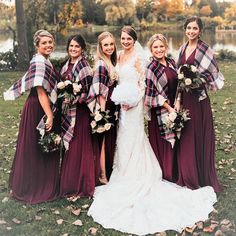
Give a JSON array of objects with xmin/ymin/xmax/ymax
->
[{"xmin": 4, "ymin": 16, "xmax": 224, "ymax": 235}]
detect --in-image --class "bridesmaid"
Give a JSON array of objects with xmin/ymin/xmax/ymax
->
[
  {"xmin": 144, "ymin": 34, "xmax": 179, "ymax": 182},
  {"xmin": 4, "ymin": 30, "xmax": 60, "ymax": 204},
  {"xmin": 176, "ymin": 16, "xmax": 224, "ymax": 192},
  {"xmin": 59, "ymin": 34, "xmax": 95, "ymax": 198},
  {"xmin": 88, "ymin": 32, "xmax": 118, "ymax": 184}
]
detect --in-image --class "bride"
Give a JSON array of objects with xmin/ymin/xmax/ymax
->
[{"xmin": 88, "ymin": 26, "xmax": 217, "ymax": 235}]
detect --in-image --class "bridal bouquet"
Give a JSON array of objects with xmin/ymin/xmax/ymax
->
[
  {"xmin": 163, "ymin": 109, "xmax": 190, "ymax": 138},
  {"xmin": 177, "ymin": 64, "xmax": 205, "ymax": 92},
  {"xmin": 38, "ymin": 131, "xmax": 62, "ymax": 153},
  {"xmin": 90, "ymin": 109, "xmax": 113, "ymax": 134},
  {"xmin": 57, "ymin": 80, "xmax": 82, "ymax": 114}
]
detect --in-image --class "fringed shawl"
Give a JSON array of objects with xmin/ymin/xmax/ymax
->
[
  {"xmin": 144, "ymin": 57, "xmax": 177, "ymax": 147},
  {"xmin": 60, "ymin": 56, "xmax": 93, "ymax": 150},
  {"xmin": 177, "ymin": 39, "xmax": 224, "ymax": 100}
]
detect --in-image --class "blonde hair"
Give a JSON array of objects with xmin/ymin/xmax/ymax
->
[
  {"xmin": 147, "ymin": 34, "xmax": 168, "ymax": 52},
  {"xmin": 96, "ymin": 31, "xmax": 117, "ymax": 71},
  {"xmin": 33, "ymin": 29, "xmax": 54, "ymax": 47}
]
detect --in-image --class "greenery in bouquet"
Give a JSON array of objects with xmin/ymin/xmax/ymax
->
[
  {"xmin": 163, "ymin": 109, "xmax": 191, "ymax": 138},
  {"xmin": 90, "ymin": 109, "xmax": 113, "ymax": 134},
  {"xmin": 38, "ymin": 132, "xmax": 62, "ymax": 153},
  {"xmin": 177, "ymin": 64, "xmax": 206, "ymax": 92},
  {"xmin": 57, "ymin": 80, "xmax": 82, "ymax": 114}
]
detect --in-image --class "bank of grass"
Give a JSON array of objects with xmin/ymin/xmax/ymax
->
[{"xmin": 0, "ymin": 61, "xmax": 235, "ymax": 236}]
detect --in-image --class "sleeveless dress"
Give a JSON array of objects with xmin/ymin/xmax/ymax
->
[
  {"xmin": 176, "ymin": 50, "xmax": 222, "ymax": 192},
  {"xmin": 88, "ymin": 54, "xmax": 217, "ymax": 235}
]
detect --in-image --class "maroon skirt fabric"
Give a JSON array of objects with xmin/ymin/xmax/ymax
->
[
  {"xmin": 60, "ymin": 104, "xmax": 96, "ymax": 197},
  {"xmin": 176, "ymin": 90, "xmax": 222, "ymax": 192},
  {"xmin": 148, "ymin": 108, "xmax": 178, "ymax": 182},
  {"xmin": 9, "ymin": 90, "xmax": 60, "ymax": 204}
]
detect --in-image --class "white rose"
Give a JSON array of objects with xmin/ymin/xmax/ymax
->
[
  {"xmin": 94, "ymin": 113, "xmax": 103, "ymax": 121},
  {"xmin": 178, "ymin": 73, "xmax": 184, "ymax": 80},
  {"xmin": 104, "ymin": 123, "xmax": 112, "ymax": 131},
  {"xmin": 185, "ymin": 78, "xmax": 192, "ymax": 86},
  {"xmin": 54, "ymin": 135, "xmax": 61, "ymax": 145},
  {"xmin": 90, "ymin": 120, "xmax": 97, "ymax": 129},
  {"xmin": 200, "ymin": 77, "xmax": 206, "ymax": 83},
  {"xmin": 64, "ymin": 80, "xmax": 72, "ymax": 86},
  {"xmin": 96, "ymin": 126, "xmax": 106, "ymax": 133},
  {"xmin": 73, "ymin": 83, "xmax": 82, "ymax": 94},
  {"xmin": 191, "ymin": 65, "xmax": 197, "ymax": 72},
  {"xmin": 57, "ymin": 81, "xmax": 65, "ymax": 89},
  {"xmin": 168, "ymin": 112, "xmax": 177, "ymax": 122}
]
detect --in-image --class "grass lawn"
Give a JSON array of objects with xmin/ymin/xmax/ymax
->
[{"xmin": 0, "ymin": 61, "xmax": 235, "ymax": 236}]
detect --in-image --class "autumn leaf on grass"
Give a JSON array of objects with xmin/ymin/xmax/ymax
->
[
  {"xmin": 35, "ymin": 215, "xmax": 42, "ymax": 221},
  {"xmin": 53, "ymin": 210, "xmax": 60, "ymax": 215},
  {"xmin": 82, "ymin": 204, "xmax": 89, "ymax": 209},
  {"xmin": 71, "ymin": 208, "xmax": 81, "ymax": 216},
  {"xmin": 56, "ymin": 219, "xmax": 64, "ymax": 225},
  {"xmin": 12, "ymin": 218, "xmax": 21, "ymax": 224},
  {"xmin": 72, "ymin": 219, "xmax": 83, "ymax": 226},
  {"xmin": 0, "ymin": 219, "xmax": 7, "ymax": 224},
  {"xmin": 88, "ymin": 227, "xmax": 98, "ymax": 235},
  {"xmin": 1, "ymin": 197, "xmax": 9, "ymax": 203}
]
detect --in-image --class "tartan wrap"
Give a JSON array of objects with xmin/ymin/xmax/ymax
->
[
  {"xmin": 3, "ymin": 54, "xmax": 57, "ymax": 104},
  {"xmin": 144, "ymin": 57, "xmax": 177, "ymax": 147},
  {"xmin": 87, "ymin": 59, "xmax": 116, "ymax": 112},
  {"xmin": 60, "ymin": 56, "xmax": 93, "ymax": 150},
  {"xmin": 3, "ymin": 54, "xmax": 58, "ymax": 138},
  {"xmin": 177, "ymin": 39, "xmax": 224, "ymax": 100}
]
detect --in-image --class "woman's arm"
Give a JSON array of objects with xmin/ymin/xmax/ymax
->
[{"xmin": 36, "ymin": 86, "xmax": 53, "ymax": 131}]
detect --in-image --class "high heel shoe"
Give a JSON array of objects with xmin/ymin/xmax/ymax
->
[{"xmin": 99, "ymin": 173, "xmax": 108, "ymax": 185}]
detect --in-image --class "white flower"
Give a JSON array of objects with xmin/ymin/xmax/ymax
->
[
  {"xmin": 104, "ymin": 123, "xmax": 112, "ymax": 131},
  {"xmin": 178, "ymin": 73, "xmax": 184, "ymax": 80},
  {"xmin": 200, "ymin": 77, "xmax": 206, "ymax": 83},
  {"xmin": 64, "ymin": 80, "xmax": 72, "ymax": 86},
  {"xmin": 90, "ymin": 120, "xmax": 97, "ymax": 129},
  {"xmin": 185, "ymin": 78, "xmax": 192, "ymax": 86},
  {"xmin": 191, "ymin": 65, "xmax": 197, "ymax": 72},
  {"xmin": 96, "ymin": 126, "xmax": 106, "ymax": 133},
  {"xmin": 168, "ymin": 112, "xmax": 177, "ymax": 122},
  {"xmin": 110, "ymin": 71, "xmax": 118, "ymax": 81},
  {"xmin": 73, "ymin": 83, "xmax": 82, "ymax": 94},
  {"xmin": 94, "ymin": 113, "xmax": 103, "ymax": 121},
  {"xmin": 57, "ymin": 81, "xmax": 65, "ymax": 89},
  {"xmin": 54, "ymin": 135, "xmax": 61, "ymax": 145}
]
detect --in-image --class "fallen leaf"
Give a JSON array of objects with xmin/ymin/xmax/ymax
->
[
  {"xmin": 82, "ymin": 204, "xmax": 89, "ymax": 209},
  {"xmin": 56, "ymin": 219, "xmax": 64, "ymax": 225},
  {"xmin": 71, "ymin": 208, "xmax": 81, "ymax": 216},
  {"xmin": 12, "ymin": 218, "xmax": 21, "ymax": 224},
  {"xmin": 2, "ymin": 197, "xmax": 9, "ymax": 203},
  {"xmin": 0, "ymin": 219, "xmax": 7, "ymax": 224},
  {"xmin": 6, "ymin": 227, "xmax": 12, "ymax": 231},
  {"xmin": 88, "ymin": 227, "xmax": 98, "ymax": 235},
  {"xmin": 72, "ymin": 219, "xmax": 83, "ymax": 226},
  {"xmin": 61, "ymin": 234, "xmax": 69, "ymax": 236},
  {"xmin": 35, "ymin": 215, "xmax": 42, "ymax": 221},
  {"xmin": 53, "ymin": 210, "xmax": 60, "ymax": 215}
]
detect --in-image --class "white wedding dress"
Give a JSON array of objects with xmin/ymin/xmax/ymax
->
[{"xmin": 88, "ymin": 53, "xmax": 217, "ymax": 235}]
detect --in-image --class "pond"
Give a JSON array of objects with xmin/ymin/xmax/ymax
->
[{"xmin": 1, "ymin": 28, "xmax": 236, "ymax": 59}]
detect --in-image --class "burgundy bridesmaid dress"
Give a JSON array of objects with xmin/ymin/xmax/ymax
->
[
  {"xmin": 148, "ymin": 64, "xmax": 178, "ymax": 182},
  {"xmin": 176, "ymin": 50, "xmax": 222, "ymax": 193},
  {"xmin": 9, "ymin": 88, "xmax": 60, "ymax": 204}
]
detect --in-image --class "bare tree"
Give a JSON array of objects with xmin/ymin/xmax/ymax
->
[{"xmin": 15, "ymin": 0, "xmax": 29, "ymax": 70}]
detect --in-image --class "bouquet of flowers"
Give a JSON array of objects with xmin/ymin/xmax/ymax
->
[
  {"xmin": 177, "ymin": 64, "xmax": 205, "ymax": 92},
  {"xmin": 38, "ymin": 132, "xmax": 62, "ymax": 153},
  {"xmin": 163, "ymin": 109, "xmax": 191, "ymax": 138},
  {"xmin": 57, "ymin": 80, "xmax": 82, "ymax": 114},
  {"xmin": 90, "ymin": 109, "xmax": 113, "ymax": 134}
]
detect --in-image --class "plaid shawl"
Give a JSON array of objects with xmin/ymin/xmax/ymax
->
[
  {"xmin": 3, "ymin": 54, "xmax": 58, "ymax": 137},
  {"xmin": 87, "ymin": 59, "xmax": 116, "ymax": 112},
  {"xmin": 177, "ymin": 39, "xmax": 224, "ymax": 100},
  {"xmin": 60, "ymin": 56, "xmax": 93, "ymax": 150},
  {"xmin": 144, "ymin": 57, "xmax": 177, "ymax": 147}
]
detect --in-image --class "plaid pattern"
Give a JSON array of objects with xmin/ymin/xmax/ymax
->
[
  {"xmin": 4, "ymin": 54, "xmax": 57, "ymax": 103},
  {"xmin": 177, "ymin": 39, "xmax": 224, "ymax": 100},
  {"xmin": 144, "ymin": 57, "xmax": 177, "ymax": 147},
  {"xmin": 87, "ymin": 59, "xmax": 116, "ymax": 112},
  {"xmin": 60, "ymin": 56, "xmax": 93, "ymax": 150},
  {"xmin": 3, "ymin": 54, "xmax": 58, "ymax": 137}
]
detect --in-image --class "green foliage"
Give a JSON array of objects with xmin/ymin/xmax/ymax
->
[
  {"xmin": 216, "ymin": 49, "xmax": 236, "ymax": 61},
  {"xmin": 0, "ymin": 51, "xmax": 18, "ymax": 71}
]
